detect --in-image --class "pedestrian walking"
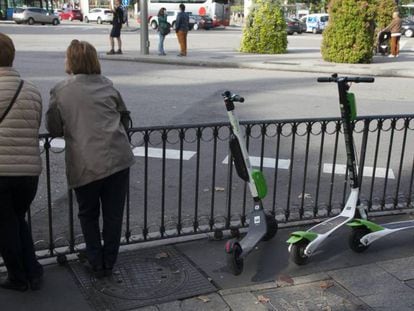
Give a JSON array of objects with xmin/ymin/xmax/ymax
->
[
  {"xmin": 175, "ymin": 3, "xmax": 189, "ymax": 56},
  {"xmin": 46, "ymin": 39, "xmax": 135, "ymax": 278},
  {"xmin": 107, "ymin": 0, "xmax": 124, "ymax": 55},
  {"xmin": 0, "ymin": 33, "xmax": 44, "ymax": 292},
  {"xmin": 383, "ymin": 11, "xmax": 402, "ymax": 58},
  {"xmin": 157, "ymin": 7, "xmax": 169, "ymax": 55}
]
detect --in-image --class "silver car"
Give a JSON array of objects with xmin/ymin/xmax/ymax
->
[
  {"xmin": 13, "ymin": 7, "xmax": 60, "ymax": 25},
  {"xmin": 83, "ymin": 8, "xmax": 113, "ymax": 24}
]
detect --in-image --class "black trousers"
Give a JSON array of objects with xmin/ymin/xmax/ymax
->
[
  {"xmin": 0, "ymin": 176, "xmax": 43, "ymax": 284},
  {"xmin": 74, "ymin": 168, "xmax": 129, "ymax": 270}
]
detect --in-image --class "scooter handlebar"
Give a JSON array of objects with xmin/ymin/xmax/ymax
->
[
  {"xmin": 317, "ymin": 76, "xmax": 375, "ymax": 83},
  {"xmin": 222, "ymin": 90, "xmax": 245, "ymax": 103}
]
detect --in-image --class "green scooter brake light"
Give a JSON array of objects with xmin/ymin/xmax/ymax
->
[
  {"xmin": 252, "ymin": 169, "xmax": 267, "ymax": 199},
  {"xmin": 347, "ymin": 92, "xmax": 357, "ymax": 121}
]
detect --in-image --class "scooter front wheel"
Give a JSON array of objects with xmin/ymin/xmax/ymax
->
[
  {"xmin": 225, "ymin": 240, "xmax": 244, "ymax": 275},
  {"xmin": 290, "ymin": 240, "xmax": 310, "ymax": 265},
  {"xmin": 349, "ymin": 227, "xmax": 370, "ymax": 253},
  {"xmin": 262, "ymin": 212, "xmax": 278, "ymax": 241}
]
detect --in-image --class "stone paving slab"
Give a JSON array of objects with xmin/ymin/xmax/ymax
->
[
  {"xmin": 327, "ymin": 264, "xmax": 410, "ymax": 297},
  {"xmin": 222, "ymin": 292, "xmax": 267, "ymax": 311},
  {"xmin": 359, "ymin": 290, "xmax": 414, "ymax": 311},
  {"xmin": 377, "ymin": 256, "xmax": 414, "ymax": 281},
  {"xmin": 253, "ymin": 280, "xmax": 371, "ymax": 311}
]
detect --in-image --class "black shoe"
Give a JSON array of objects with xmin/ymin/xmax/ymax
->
[
  {"xmin": 115, "ymin": 49, "xmax": 123, "ymax": 54},
  {"xmin": 106, "ymin": 49, "xmax": 115, "ymax": 55},
  {"xmin": 0, "ymin": 279, "xmax": 28, "ymax": 292},
  {"xmin": 29, "ymin": 275, "xmax": 43, "ymax": 291}
]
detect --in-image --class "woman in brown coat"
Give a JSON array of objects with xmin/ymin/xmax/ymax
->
[{"xmin": 383, "ymin": 11, "xmax": 402, "ymax": 58}]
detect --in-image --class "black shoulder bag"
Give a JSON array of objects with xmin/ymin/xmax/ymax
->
[{"xmin": 0, "ymin": 80, "xmax": 24, "ymax": 124}]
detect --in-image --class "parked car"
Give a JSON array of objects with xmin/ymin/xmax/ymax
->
[
  {"xmin": 301, "ymin": 13, "xmax": 329, "ymax": 34},
  {"xmin": 13, "ymin": 7, "xmax": 60, "ymax": 25},
  {"xmin": 149, "ymin": 10, "xmax": 195, "ymax": 30},
  {"xmin": 285, "ymin": 17, "xmax": 302, "ymax": 35},
  {"xmin": 83, "ymin": 8, "xmax": 113, "ymax": 24},
  {"xmin": 58, "ymin": 8, "xmax": 83, "ymax": 21},
  {"xmin": 293, "ymin": 17, "xmax": 307, "ymax": 33},
  {"xmin": 402, "ymin": 19, "xmax": 414, "ymax": 38},
  {"xmin": 191, "ymin": 14, "xmax": 214, "ymax": 30}
]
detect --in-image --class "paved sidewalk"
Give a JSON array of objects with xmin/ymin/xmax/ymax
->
[
  {"xmin": 2, "ymin": 222, "xmax": 414, "ymax": 310},
  {"xmin": 100, "ymin": 25, "xmax": 414, "ymax": 78}
]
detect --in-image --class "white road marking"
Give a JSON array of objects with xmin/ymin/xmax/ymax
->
[
  {"xmin": 132, "ymin": 147, "xmax": 196, "ymax": 160},
  {"xmin": 323, "ymin": 163, "xmax": 395, "ymax": 179},
  {"xmin": 222, "ymin": 155, "xmax": 290, "ymax": 169}
]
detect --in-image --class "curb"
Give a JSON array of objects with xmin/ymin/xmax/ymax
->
[{"xmin": 100, "ymin": 53, "xmax": 414, "ymax": 78}]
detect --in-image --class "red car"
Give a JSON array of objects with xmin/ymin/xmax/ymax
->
[{"xmin": 58, "ymin": 9, "xmax": 83, "ymax": 21}]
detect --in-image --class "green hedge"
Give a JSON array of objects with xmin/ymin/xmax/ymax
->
[
  {"xmin": 321, "ymin": 0, "xmax": 376, "ymax": 63},
  {"xmin": 240, "ymin": 0, "xmax": 287, "ymax": 54}
]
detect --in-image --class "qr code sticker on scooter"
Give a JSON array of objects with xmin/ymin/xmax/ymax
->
[{"xmin": 254, "ymin": 216, "xmax": 261, "ymax": 224}]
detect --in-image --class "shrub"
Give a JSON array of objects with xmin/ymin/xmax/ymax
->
[
  {"xmin": 240, "ymin": 0, "xmax": 287, "ymax": 54},
  {"xmin": 375, "ymin": 0, "xmax": 397, "ymax": 31},
  {"xmin": 321, "ymin": 0, "xmax": 376, "ymax": 63}
]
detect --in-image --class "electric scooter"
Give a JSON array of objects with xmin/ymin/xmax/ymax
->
[
  {"xmin": 287, "ymin": 74, "xmax": 374, "ymax": 265},
  {"xmin": 222, "ymin": 91, "xmax": 278, "ymax": 275}
]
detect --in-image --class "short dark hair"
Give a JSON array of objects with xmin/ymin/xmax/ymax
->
[
  {"xmin": 179, "ymin": 3, "xmax": 185, "ymax": 11},
  {"xmin": 0, "ymin": 33, "xmax": 15, "ymax": 67}
]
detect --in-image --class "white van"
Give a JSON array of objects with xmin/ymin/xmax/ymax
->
[{"xmin": 300, "ymin": 13, "xmax": 329, "ymax": 34}]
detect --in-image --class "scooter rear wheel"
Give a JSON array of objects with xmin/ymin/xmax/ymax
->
[
  {"xmin": 349, "ymin": 227, "xmax": 370, "ymax": 253},
  {"xmin": 262, "ymin": 212, "xmax": 278, "ymax": 241},
  {"xmin": 290, "ymin": 240, "xmax": 310, "ymax": 265},
  {"xmin": 225, "ymin": 240, "xmax": 244, "ymax": 275}
]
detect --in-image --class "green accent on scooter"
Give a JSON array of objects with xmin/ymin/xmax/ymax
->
[
  {"xmin": 347, "ymin": 92, "xmax": 357, "ymax": 121},
  {"xmin": 252, "ymin": 169, "xmax": 267, "ymax": 199},
  {"xmin": 347, "ymin": 219, "xmax": 384, "ymax": 232},
  {"xmin": 286, "ymin": 231, "xmax": 318, "ymax": 244}
]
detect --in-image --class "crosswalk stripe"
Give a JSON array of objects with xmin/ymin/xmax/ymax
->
[
  {"xmin": 222, "ymin": 155, "xmax": 291, "ymax": 169},
  {"xmin": 132, "ymin": 147, "xmax": 196, "ymax": 160},
  {"xmin": 323, "ymin": 163, "xmax": 395, "ymax": 179}
]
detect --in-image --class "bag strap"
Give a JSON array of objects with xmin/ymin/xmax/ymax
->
[{"xmin": 0, "ymin": 80, "xmax": 24, "ymax": 124}]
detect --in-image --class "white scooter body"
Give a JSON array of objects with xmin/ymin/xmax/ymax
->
[
  {"xmin": 288, "ymin": 188, "xmax": 363, "ymax": 256},
  {"xmin": 361, "ymin": 220, "xmax": 414, "ymax": 246}
]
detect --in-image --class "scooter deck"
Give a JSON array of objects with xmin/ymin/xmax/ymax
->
[
  {"xmin": 382, "ymin": 220, "xmax": 414, "ymax": 230},
  {"xmin": 310, "ymin": 216, "xmax": 350, "ymax": 235}
]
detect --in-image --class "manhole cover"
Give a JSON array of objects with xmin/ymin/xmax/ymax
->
[{"xmin": 69, "ymin": 246, "xmax": 216, "ymax": 310}]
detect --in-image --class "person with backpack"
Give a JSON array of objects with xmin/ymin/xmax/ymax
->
[
  {"xmin": 107, "ymin": 0, "xmax": 124, "ymax": 55},
  {"xmin": 157, "ymin": 7, "xmax": 170, "ymax": 56}
]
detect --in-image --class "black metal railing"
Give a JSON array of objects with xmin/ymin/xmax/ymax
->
[{"xmin": 13, "ymin": 114, "xmax": 414, "ymax": 260}]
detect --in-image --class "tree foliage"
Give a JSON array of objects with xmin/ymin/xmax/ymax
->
[
  {"xmin": 375, "ymin": 0, "xmax": 397, "ymax": 31},
  {"xmin": 321, "ymin": 0, "xmax": 376, "ymax": 63},
  {"xmin": 240, "ymin": 0, "xmax": 287, "ymax": 54}
]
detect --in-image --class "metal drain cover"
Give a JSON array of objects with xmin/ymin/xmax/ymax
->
[{"xmin": 69, "ymin": 246, "xmax": 216, "ymax": 310}]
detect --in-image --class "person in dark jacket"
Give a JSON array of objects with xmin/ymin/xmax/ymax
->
[
  {"xmin": 47, "ymin": 40, "xmax": 135, "ymax": 278},
  {"xmin": 107, "ymin": 0, "xmax": 124, "ymax": 55},
  {"xmin": 0, "ymin": 33, "xmax": 43, "ymax": 292},
  {"xmin": 157, "ymin": 7, "xmax": 168, "ymax": 55},
  {"xmin": 175, "ymin": 3, "xmax": 189, "ymax": 56},
  {"xmin": 383, "ymin": 11, "xmax": 402, "ymax": 58}
]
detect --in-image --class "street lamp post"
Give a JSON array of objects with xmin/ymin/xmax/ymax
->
[{"xmin": 139, "ymin": 0, "xmax": 149, "ymax": 54}]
